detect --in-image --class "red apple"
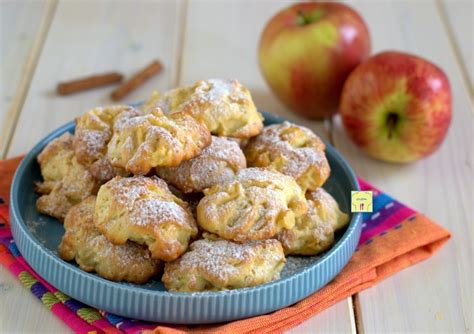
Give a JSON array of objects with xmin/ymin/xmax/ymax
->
[
  {"xmin": 340, "ymin": 51, "xmax": 452, "ymax": 163},
  {"xmin": 258, "ymin": 2, "xmax": 370, "ymax": 119}
]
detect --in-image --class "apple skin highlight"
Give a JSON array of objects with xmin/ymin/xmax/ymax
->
[
  {"xmin": 259, "ymin": 2, "xmax": 371, "ymax": 119},
  {"xmin": 340, "ymin": 51, "xmax": 452, "ymax": 163}
]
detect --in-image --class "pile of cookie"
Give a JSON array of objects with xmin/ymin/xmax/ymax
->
[{"xmin": 35, "ymin": 79, "xmax": 349, "ymax": 292}]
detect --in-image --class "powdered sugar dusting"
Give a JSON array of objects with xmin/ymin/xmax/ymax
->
[
  {"xmin": 130, "ymin": 198, "xmax": 189, "ymax": 227},
  {"xmin": 281, "ymin": 256, "xmax": 318, "ymax": 277},
  {"xmin": 25, "ymin": 217, "xmax": 49, "ymax": 246},
  {"xmin": 197, "ymin": 167, "xmax": 306, "ymax": 242},
  {"xmin": 151, "ymin": 79, "xmax": 262, "ymax": 138},
  {"xmin": 245, "ymin": 121, "xmax": 327, "ymax": 178},
  {"xmin": 101, "ymin": 176, "xmax": 195, "ymax": 230},
  {"xmin": 237, "ymin": 167, "xmax": 286, "ymax": 184},
  {"xmin": 163, "ymin": 238, "xmax": 285, "ymax": 290},
  {"xmin": 184, "ymin": 239, "xmax": 253, "ymax": 280},
  {"xmin": 74, "ymin": 106, "xmax": 139, "ymax": 165},
  {"xmin": 156, "ymin": 136, "xmax": 246, "ymax": 193},
  {"xmin": 203, "ymin": 136, "xmax": 244, "ymax": 161},
  {"xmin": 104, "ymin": 176, "xmax": 157, "ymax": 209},
  {"xmin": 195, "ymin": 79, "xmax": 248, "ymax": 104},
  {"xmin": 60, "ymin": 197, "xmax": 159, "ymax": 283},
  {"xmin": 107, "ymin": 109, "xmax": 211, "ymax": 174}
]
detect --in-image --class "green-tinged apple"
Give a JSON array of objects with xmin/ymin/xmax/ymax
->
[
  {"xmin": 259, "ymin": 2, "xmax": 370, "ymax": 119},
  {"xmin": 340, "ymin": 51, "xmax": 452, "ymax": 163}
]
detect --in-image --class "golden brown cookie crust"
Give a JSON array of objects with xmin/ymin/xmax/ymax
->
[
  {"xmin": 36, "ymin": 132, "xmax": 76, "ymax": 193},
  {"xmin": 59, "ymin": 197, "xmax": 160, "ymax": 284},
  {"xmin": 245, "ymin": 121, "xmax": 330, "ymax": 191},
  {"xmin": 276, "ymin": 188, "xmax": 349, "ymax": 255},
  {"xmin": 196, "ymin": 168, "xmax": 308, "ymax": 242},
  {"xmin": 74, "ymin": 105, "xmax": 139, "ymax": 182},
  {"xmin": 156, "ymin": 136, "xmax": 246, "ymax": 193},
  {"xmin": 94, "ymin": 176, "xmax": 198, "ymax": 261},
  {"xmin": 36, "ymin": 133, "xmax": 99, "ymax": 220},
  {"xmin": 162, "ymin": 238, "xmax": 285, "ymax": 292},
  {"xmin": 144, "ymin": 79, "xmax": 264, "ymax": 138},
  {"xmin": 107, "ymin": 109, "xmax": 211, "ymax": 175}
]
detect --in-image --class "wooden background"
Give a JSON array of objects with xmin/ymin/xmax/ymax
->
[{"xmin": 0, "ymin": 0, "xmax": 472, "ymax": 332}]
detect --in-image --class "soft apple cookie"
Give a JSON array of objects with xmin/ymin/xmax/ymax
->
[
  {"xmin": 276, "ymin": 188, "xmax": 349, "ymax": 255},
  {"xmin": 74, "ymin": 105, "xmax": 141, "ymax": 182},
  {"xmin": 36, "ymin": 133, "xmax": 99, "ymax": 220},
  {"xmin": 59, "ymin": 196, "xmax": 160, "ymax": 284},
  {"xmin": 156, "ymin": 136, "xmax": 247, "ymax": 193},
  {"xmin": 162, "ymin": 238, "xmax": 285, "ymax": 292},
  {"xmin": 35, "ymin": 132, "xmax": 75, "ymax": 194},
  {"xmin": 244, "ymin": 121, "xmax": 330, "ymax": 191},
  {"xmin": 143, "ymin": 79, "xmax": 264, "ymax": 138},
  {"xmin": 196, "ymin": 168, "xmax": 308, "ymax": 242},
  {"xmin": 94, "ymin": 176, "xmax": 198, "ymax": 261},
  {"xmin": 107, "ymin": 108, "xmax": 211, "ymax": 175}
]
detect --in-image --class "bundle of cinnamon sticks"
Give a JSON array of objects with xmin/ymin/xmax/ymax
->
[{"xmin": 56, "ymin": 60, "xmax": 163, "ymax": 101}]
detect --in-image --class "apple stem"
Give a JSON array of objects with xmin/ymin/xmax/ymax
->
[
  {"xmin": 296, "ymin": 9, "xmax": 323, "ymax": 26},
  {"xmin": 297, "ymin": 10, "xmax": 309, "ymax": 26},
  {"xmin": 386, "ymin": 113, "xmax": 399, "ymax": 139}
]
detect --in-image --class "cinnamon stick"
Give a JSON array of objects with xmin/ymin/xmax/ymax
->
[
  {"xmin": 111, "ymin": 60, "xmax": 163, "ymax": 101},
  {"xmin": 57, "ymin": 72, "xmax": 123, "ymax": 95}
]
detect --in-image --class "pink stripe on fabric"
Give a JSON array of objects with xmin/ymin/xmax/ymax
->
[
  {"xmin": 91, "ymin": 318, "xmax": 123, "ymax": 334},
  {"xmin": 51, "ymin": 303, "xmax": 103, "ymax": 334},
  {"xmin": 357, "ymin": 178, "xmax": 374, "ymax": 191},
  {"xmin": 359, "ymin": 207, "xmax": 416, "ymax": 244},
  {"xmin": 7, "ymin": 261, "xmax": 26, "ymax": 276},
  {"xmin": 0, "ymin": 229, "xmax": 11, "ymax": 238}
]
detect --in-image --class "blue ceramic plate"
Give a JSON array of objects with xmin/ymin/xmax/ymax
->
[{"xmin": 10, "ymin": 111, "xmax": 362, "ymax": 324}]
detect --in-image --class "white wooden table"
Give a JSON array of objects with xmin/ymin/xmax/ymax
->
[{"xmin": 0, "ymin": 0, "xmax": 472, "ymax": 332}]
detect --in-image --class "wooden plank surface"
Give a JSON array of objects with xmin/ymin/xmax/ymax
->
[
  {"xmin": 1, "ymin": 0, "xmax": 184, "ymax": 333},
  {"xmin": 441, "ymin": 0, "xmax": 473, "ymax": 94},
  {"xmin": 0, "ymin": 0, "xmax": 50, "ymax": 156},
  {"xmin": 333, "ymin": 1, "xmax": 473, "ymax": 332},
  {"xmin": 7, "ymin": 0, "xmax": 184, "ymax": 157},
  {"xmin": 181, "ymin": 1, "xmax": 355, "ymax": 332},
  {"xmin": 0, "ymin": 1, "xmax": 63, "ymax": 333}
]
